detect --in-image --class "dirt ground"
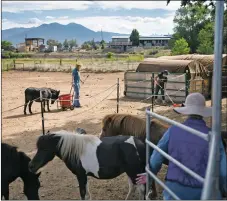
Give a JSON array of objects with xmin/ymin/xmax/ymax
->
[{"xmin": 2, "ymin": 71, "xmax": 226, "ymax": 200}]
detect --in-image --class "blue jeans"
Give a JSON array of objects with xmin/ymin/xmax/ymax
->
[{"xmin": 73, "ymin": 84, "xmax": 80, "ymax": 107}]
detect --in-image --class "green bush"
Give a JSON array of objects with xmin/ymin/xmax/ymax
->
[
  {"xmin": 107, "ymin": 52, "xmax": 114, "ymax": 58},
  {"xmin": 171, "ymin": 38, "xmax": 190, "ymax": 55}
]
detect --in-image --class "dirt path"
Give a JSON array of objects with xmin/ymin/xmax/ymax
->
[{"xmin": 2, "ymin": 71, "xmax": 226, "ymax": 200}]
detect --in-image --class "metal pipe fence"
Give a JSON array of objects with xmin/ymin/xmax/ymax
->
[{"xmin": 145, "ymin": 2, "xmax": 224, "ymax": 199}]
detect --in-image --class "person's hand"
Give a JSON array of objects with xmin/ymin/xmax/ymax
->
[
  {"xmin": 72, "ymin": 83, "xmax": 75, "ymax": 86},
  {"xmin": 135, "ymin": 173, "xmax": 147, "ymax": 185}
]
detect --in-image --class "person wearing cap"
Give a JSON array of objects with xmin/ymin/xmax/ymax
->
[
  {"xmin": 136, "ymin": 93, "xmax": 227, "ymax": 200},
  {"xmin": 72, "ymin": 63, "xmax": 84, "ymax": 108},
  {"xmin": 154, "ymin": 70, "xmax": 169, "ymax": 104}
]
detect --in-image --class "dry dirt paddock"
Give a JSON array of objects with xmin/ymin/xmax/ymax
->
[{"xmin": 2, "ymin": 71, "xmax": 226, "ymax": 200}]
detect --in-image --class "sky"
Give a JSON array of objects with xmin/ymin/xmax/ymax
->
[{"xmin": 2, "ymin": 1, "xmax": 181, "ymax": 35}]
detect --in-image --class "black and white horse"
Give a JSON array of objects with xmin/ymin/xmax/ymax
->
[
  {"xmin": 28, "ymin": 130, "xmax": 146, "ymax": 200},
  {"xmin": 24, "ymin": 87, "xmax": 60, "ymax": 115},
  {"xmin": 1, "ymin": 143, "xmax": 41, "ymax": 200}
]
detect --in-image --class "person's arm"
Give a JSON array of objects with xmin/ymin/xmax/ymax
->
[
  {"xmin": 219, "ymin": 139, "xmax": 227, "ymax": 195},
  {"xmin": 136, "ymin": 129, "xmax": 170, "ymax": 185},
  {"xmin": 149, "ymin": 128, "xmax": 170, "ymax": 174}
]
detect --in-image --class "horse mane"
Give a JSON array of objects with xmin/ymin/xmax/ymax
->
[{"xmin": 54, "ymin": 130, "xmax": 100, "ymax": 163}]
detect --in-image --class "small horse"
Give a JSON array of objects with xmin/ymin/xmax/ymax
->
[
  {"xmin": 28, "ymin": 130, "xmax": 146, "ymax": 200},
  {"xmin": 1, "ymin": 143, "xmax": 41, "ymax": 200},
  {"xmin": 24, "ymin": 87, "xmax": 60, "ymax": 115},
  {"xmin": 100, "ymin": 114, "xmax": 169, "ymax": 147},
  {"xmin": 99, "ymin": 114, "xmax": 169, "ymax": 199}
]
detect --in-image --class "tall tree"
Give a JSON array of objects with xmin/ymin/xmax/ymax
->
[
  {"xmin": 100, "ymin": 40, "xmax": 105, "ymax": 49},
  {"xmin": 2, "ymin": 40, "xmax": 14, "ymax": 51},
  {"xmin": 46, "ymin": 39, "xmax": 59, "ymax": 47},
  {"xmin": 63, "ymin": 39, "xmax": 69, "ymax": 50},
  {"xmin": 130, "ymin": 29, "xmax": 140, "ymax": 46},
  {"xmin": 197, "ymin": 21, "xmax": 214, "ymax": 54},
  {"xmin": 173, "ymin": 3, "xmax": 211, "ymax": 53},
  {"xmin": 68, "ymin": 39, "xmax": 77, "ymax": 50}
]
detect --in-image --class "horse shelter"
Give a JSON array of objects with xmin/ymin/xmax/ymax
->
[
  {"xmin": 159, "ymin": 54, "xmax": 227, "ymax": 98},
  {"xmin": 124, "ymin": 58, "xmax": 209, "ymax": 103}
]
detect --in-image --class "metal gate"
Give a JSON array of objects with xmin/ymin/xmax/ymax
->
[{"xmin": 145, "ymin": 1, "xmax": 225, "ymax": 199}]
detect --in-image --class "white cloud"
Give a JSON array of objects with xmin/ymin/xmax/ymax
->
[
  {"xmin": 2, "ymin": 1, "xmax": 94, "ymax": 13},
  {"xmin": 46, "ymin": 16, "xmax": 55, "ymax": 19},
  {"xmin": 96, "ymin": 1, "xmax": 181, "ymax": 11},
  {"xmin": 2, "ymin": 15, "xmax": 175, "ymax": 35},
  {"xmin": 2, "ymin": 1, "xmax": 181, "ymax": 13}
]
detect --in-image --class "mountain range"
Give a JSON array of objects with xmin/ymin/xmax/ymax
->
[{"xmin": 2, "ymin": 23, "xmax": 129, "ymax": 46}]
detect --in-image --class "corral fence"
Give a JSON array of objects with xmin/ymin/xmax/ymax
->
[
  {"xmin": 145, "ymin": 1, "xmax": 225, "ymax": 200},
  {"xmin": 4, "ymin": 59, "xmax": 140, "ymax": 73},
  {"xmin": 124, "ymin": 69, "xmax": 227, "ymax": 105}
]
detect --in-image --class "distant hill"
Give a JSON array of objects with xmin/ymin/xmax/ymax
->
[{"xmin": 2, "ymin": 22, "xmax": 128, "ymax": 46}]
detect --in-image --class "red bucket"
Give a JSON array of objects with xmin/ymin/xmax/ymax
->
[{"xmin": 58, "ymin": 94, "xmax": 72, "ymax": 108}]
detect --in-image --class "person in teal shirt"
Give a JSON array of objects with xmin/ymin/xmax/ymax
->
[{"xmin": 72, "ymin": 63, "xmax": 84, "ymax": 107}]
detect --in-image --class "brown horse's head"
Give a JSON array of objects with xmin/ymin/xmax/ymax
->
[{"xmin": 99, "ymin": 114, "xmax": 125, "ymax": 138}]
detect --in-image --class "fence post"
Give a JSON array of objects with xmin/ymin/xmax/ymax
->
[
  {"xmin": 40, "ymin": 90, "xmax": 45, "ymax": 135},
  {"xmin": 185, "ymin": 70, "xmax": 189, "ymax": 97},
  {"xmin": 151, "ymin": 73, "xmax": 155, "ymax": 112},
  {"xmin": 201, "ymin": 0, "xmax": 224, "ymax": 199},
  {"xmin": 13, "ymin": 59, "xmax": 16, "ymax": 70},
  {"xmin": 117, "ymin": 78, "xmax": 119, "ymax": 113},
  {"xmin": 146, "ymin": 108, "xmax": 151, "ymax": 197}
]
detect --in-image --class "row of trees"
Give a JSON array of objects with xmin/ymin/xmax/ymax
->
[
  {"xmin": 46, "ymin": 38, "xmax": 106, "ymax": 51},
  {"xmin": 168, "ymin": 0, "xmax": 227, "ymax": 55}
]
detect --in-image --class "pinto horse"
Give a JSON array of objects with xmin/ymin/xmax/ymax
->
[
  {"xmin": 28, "ymin": 130, "xmax": 146, "ymax": 200},
  {"xmin": 24, "ymin": 87, "xmax": 60, "ymax": 115},
  {"xmin": 1, "ymin": 143, "xmax": 41, "ymax": 200}
]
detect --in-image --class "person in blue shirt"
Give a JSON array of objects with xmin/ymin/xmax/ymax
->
[
  {"xmin": 72, "ymin": 63, "xmax": 84, "ymax": 108},
  {"xmin": 136, "ymin": 92, "xmax": 227, "ymax": 200}
]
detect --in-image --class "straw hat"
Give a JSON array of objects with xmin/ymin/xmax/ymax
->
[
  {"xmin": 173, "ymin": 93, "xmax": 212, "ymax": 117},
  {"xmin": 76, "ymin": 63, "xmax": 82, "ymax": 70}
]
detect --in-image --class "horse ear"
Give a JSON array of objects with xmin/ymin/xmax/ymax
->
[
  {"xmin": 58, "ymin": 90, "xmax": 60, "ymax": 94},
  {"xmin": 36, "ymin": 172, "xmax": 41, "ymax": 178},
  {"xmin": 46, "ymin": 130, "xmax": 50, "ymax": 135}
]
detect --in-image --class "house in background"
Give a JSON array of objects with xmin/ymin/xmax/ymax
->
[
  {"xmin": 109, "ymin": 35, "xmax": 172, "ymax": 52},
  {"xmin": 109, "ymin": 36, "xmax": 132, "ymax": 52},
  {"xmin": 25, "ymin": 38, "xmax": 45, "ymax": 52}
]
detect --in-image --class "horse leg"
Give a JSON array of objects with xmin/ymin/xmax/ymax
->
[
  {"xmin": 24, "ymin": 100, "xmax": 29, "ymax": 115},
  {"xmin": 47, "ymin": 100, "xmax": 50, "ymax": 112},
  {"xmin": 125, "ymin": 177, "xmax": 136, "ymax": 200},
  {"xmin": 77, "ymin": 175, "xmax": 90, "ymax": 200},
  {"xmin": 2, "ymin": 184, "xmax": 9, "ymax": 200},
  {"xmin": 28, "ymin": 101, "xmax": 33, "ymax": 115}
]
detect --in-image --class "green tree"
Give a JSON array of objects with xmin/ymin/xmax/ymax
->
[
  {"xmin": 173, "ymin": 3, "xmax": 211, "ymax": 53},
  {"xmin": 197, "ymin": 22, "xmax": 214, "ymax": 54},
  {"xmin": 130, "ymin": 29, "xmax": 140, "ymax": 46},
  {"xmin": 168, "ymin": 33, "xmax": 181, "ymax": 49},
  {"xmin": 47, "ymin": 39, "xmax": 59, "ymax": 47},
  {"xmin": 100, "ymin": 40, "xmax": 105, "ymax": 49},
  {"xmin": 63, "ymin": 39, "xmax": 69, "ymax": 50},
  {"xmin": 2, "ymin": 40, "xmax": 14, "ymax": 51},
  {"xmin": 57, "ymin": 42, "xmax": 63, "ymax": 51},
  {"xmin": 172, "ymin": 38, "xmax": 190, "ymax": 55},
  {"xmin": 68, "ymin": 39, "xmax": 77, "ymax": 50}
]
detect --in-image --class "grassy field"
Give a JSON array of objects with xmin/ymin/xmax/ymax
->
[{"xmin": 1, "ymin": 54, "xmax": 144, "ymax": 72}]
